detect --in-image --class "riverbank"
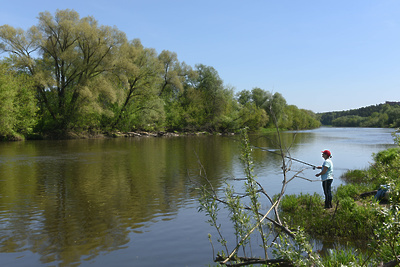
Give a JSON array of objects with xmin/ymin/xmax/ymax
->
[
  {"xmin": 23, "ymin": 130, "xmax": 237, "ymax": 141},
  {"xmin": 7, "ymin": 125, "xmax": 301, "ymax": 141},
  {"xmin": 279, "ymin": 146, "xmax": 400, "ymax": 264},
  {"xmin": 110, "ymin": 130, "xmax": 236, "ymax": 138}
]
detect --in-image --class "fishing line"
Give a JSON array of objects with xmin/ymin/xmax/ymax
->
[{"xmin": 225, "ymin": 135, "xmax": 317, "ymax": 168}]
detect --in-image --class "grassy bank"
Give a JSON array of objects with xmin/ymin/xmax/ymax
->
[{"xmin": 278, "ymin": 146, "xmax": 400, "ymax": 264}]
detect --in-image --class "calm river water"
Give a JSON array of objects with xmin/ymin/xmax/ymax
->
[{"xmin": 0, "ymin": 127, "xmax": 396, "ymax": 266}]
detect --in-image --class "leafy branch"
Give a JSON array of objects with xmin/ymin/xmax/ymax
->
[{"xmin": 196, "ymin": 122, "xmax": 321, "ymax": 266}]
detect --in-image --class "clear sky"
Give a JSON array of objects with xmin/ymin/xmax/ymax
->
[{"xmin": 1, "ymin": 0, "xmax": 399, "ymax": 113}]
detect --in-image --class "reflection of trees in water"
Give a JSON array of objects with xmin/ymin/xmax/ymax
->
[{"xmin": 0, "ymin": 136, "xmax": 238, "ymax": 265}]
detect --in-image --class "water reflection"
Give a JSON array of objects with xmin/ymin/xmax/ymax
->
[
  {"xmin": 0, "ymin": 128, "xmax": 396, "ymax": 266},
  {"xmin": 0, "ymin": 136, "xmax": 241, "ymax": 265}
]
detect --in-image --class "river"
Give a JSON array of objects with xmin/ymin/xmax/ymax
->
[{"xmin": 0, "ymin": 127, "xmax": 396, "ymax": 266}]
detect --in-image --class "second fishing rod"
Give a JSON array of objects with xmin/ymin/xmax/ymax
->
[{"xmin": 251, "ymin": 145, "xmax": 318, "ymax": 169}]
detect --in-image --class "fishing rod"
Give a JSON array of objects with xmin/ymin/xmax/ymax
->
[{"xmin": 251, "ymin": 145, "xmax": 318, "ymax": 169}]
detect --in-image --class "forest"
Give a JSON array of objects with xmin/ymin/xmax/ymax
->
[
  {"xmin": 0, "ymin": 9, "xmax": 320, "ymax": 141},
  {"xmin": 318, "ymin": 102, "xmax": 400, "ymax": 128}
]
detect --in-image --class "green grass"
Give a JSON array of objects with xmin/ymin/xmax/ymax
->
[
  {"xmin": 279, "ymin": 189, "xmax": 379, "ymax": 240},
  {"xmin": 279, "ymin": 146, "xmax": 400, "ymax": 242}
]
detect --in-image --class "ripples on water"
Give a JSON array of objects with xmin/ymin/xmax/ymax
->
[{"xmin": 0, "ymin": 128, "xmax": 396, "ymax": 266}]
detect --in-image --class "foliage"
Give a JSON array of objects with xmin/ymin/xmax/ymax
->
[
  {"xmin": 319, "ymin": 103, "xmax": 400, "ymax": 128},
  {"xmin": 198, "ymin": 128, "xmax": 272, "ymax": 263},
  {"xmin": 0, "ymin": 9, "xmax": 320, "ymax": 138},
  {"xmin": 180, "ymin": 64, "xmax": 237, "ymax": 132},
  {"xmin": 392, "ymin": 128, "xmax": 400, "ymax": 146},
  {"xmin": 339, "ymin": 169, "xmax": 368, "ymax": 184},
  {"xmin": 196, "ymin": 126, "xmax": 332, "ymax": 266},
  {"xmin": 236, "ymin": 89, "xmax": 320, "ymax": 131},
  {"xmin": 373, "ymin": 196, "xmax": 400, "ymax": 264},
  {"xmin": 197, "ymin": 125, "xmax": 396, "ymax": 266},
  {"xmin": 370, "ymin": 141, "xmax": 400, "ymax": 264},
  {"xmin": 0, "ymin": 63, "xmax": 37, "ymax": 140},
  {"xmin": 0, "ymin": 10, "xmax": 127, "ymax": 131},
  {"xmin": 198, "ymin": 184, "xmax": 229, "ymax": 257},
  {"xmin": 334, "ymin": 184, "xmax": 366, "ymax": 200},
  {"xmin": 280, "ymin": 191, "xmax": 378, "ymax": 240},
  {"xmin": 279, "ymin": 132, "xmax": 400, "ymax": 266},
  {"xmin": 280, "ymin": 105, "xmax": 321, "ymax": 130},
  {"xmin": 224, "ymin": 183, "xmax": 252, "ymax": 252},
  {"xmin": 319, "ymin": 247, "xmax": 369, "ymax": 267},
  {"xmin": 110, "ymin": 39, "xmax": 164, "ymax": 131},
  {"xmin": 272, "ymin": 227, "xmax": 322, "ymax": 267},
  {"xmin": 234, "ymin": 102, "xmax": 269, "ymax": 132},
  {"xmin": 373, "ymin": 147, "xmax": 400, "ymax": 165}
]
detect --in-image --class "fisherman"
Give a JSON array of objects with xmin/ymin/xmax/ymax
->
[{"xmin": 315, "ymin": 150, "xmax": 333, "ymax": 209}]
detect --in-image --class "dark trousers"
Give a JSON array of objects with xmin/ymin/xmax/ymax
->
[{"xmin": 322, "ymin": 179, "xmax": 333, "ymax": 208}]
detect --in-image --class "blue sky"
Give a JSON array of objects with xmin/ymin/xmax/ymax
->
[{"xmin": 1, "ymin": 0, "xmax": 399, "ymax": 113}]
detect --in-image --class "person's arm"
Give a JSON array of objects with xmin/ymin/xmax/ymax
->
[{"xmin": 316, "ymin": 166, "xmax": 328, "ymax": 177}]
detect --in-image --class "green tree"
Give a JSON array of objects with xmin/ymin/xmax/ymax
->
[
  {"xmin": 110, "ymin": 39, "xmax": 164, "ymax": 131},
  {"xmin": 195, "ymin": 64, "xmax": 225, "ymax": 129},
  {"xmin": 181, "ymin": 64, "xmax": 232, "ymax": 131},
  {"xmin": 215, "ymin": 86, "xmax": 240, "ymax": 132},
  {"xmin": 158, "ymin": 50, "xmax": 192, "ymax": 99},
  {"xmin": 251, "ymin": 87, "xmax": 271, "ymax": 108},
  {"xmin": 157, "ymin": 50, "xmax": 196, "ymax": 131},
  {"xmin": 0, "ymin": 63, "xmax": 37, "ymax": 140},
  {"xmin": 1, "ymin": 9, "xmax": 322, "ymax": 136},
  {"xmin": 361, "ymin": 112, "xmax": 388, "ymax": 127},
  {"xmin": 387, "ymin": 106, "xmax": 400, "ymax": 127},
  {"xmin": 0, "ymin": 9, "xmax": 127, "ymax": 131},
  {"xmin": 248, "ymin": 89, "xmax": 288, "ymax": 128},
  {"xmin": 236, "ymin": 89, "xmax": 252, "ymax": 106},
  {"xmin": 234, "ymin": 89, "xmax": 270, "ymax": 131},
  {"xmin": 179, "ymin": 85, "xmax": 205, "ymax": 131},
  {"xmin": 280, "ymin": 105, "xmax": 320, "ymax": 130},
  {"xmin": 332, "ymin": 115, "xmax": 364, "ymax": 127},
  {"xmin": 267, "ymin": 92, "xmax": 287, "ymax": 125},
  {"xmin": 319, "ymin": 102, "xmax": 400, "ymax": 128}
]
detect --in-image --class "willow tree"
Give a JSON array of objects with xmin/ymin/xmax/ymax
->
[
  {"xmin": 251, "ymin": 87, "xmax": 272, "ymax": 108},
  {"xmin": 279, "ymin": 105, "xmax": 321, "ymax": 130},
  {"xmin": 158, "ymin": 50, "xmax": 189, "ymax": 98},
  {"xmin": 110, "ymin": 39, "xmax": 164, "ymax": 131},
  {"xmin": 181, "ymin": 64, "xmax": 234, "ymax": 131},
  {"xmin": 0, "ymin": 9, "xmax": 127, "ymax": 131},
  {"xmin": 157, "ymin": 50, "xmax": 196, "ymax": 130}
]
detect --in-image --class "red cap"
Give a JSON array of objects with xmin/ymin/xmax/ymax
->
[{"xmin": 322, "ymin": 150, "xmax": 331, "ymax": 157}]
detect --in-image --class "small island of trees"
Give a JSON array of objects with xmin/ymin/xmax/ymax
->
[{"xmin": 0, "ymin": 9, "xmax": 320, "ymax": 141}]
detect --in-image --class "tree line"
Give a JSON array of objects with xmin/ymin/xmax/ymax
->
[
  {"xmin": 318, "ymin": 102, "xmax": 400, "ymax": 128},
  {"xmin": 0, "ymin": 9, "xmax": 319, "ymax": 140}
]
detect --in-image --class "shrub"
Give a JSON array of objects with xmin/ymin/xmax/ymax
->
[
  {"xmin": 334, "ymin": 184, "xmax": 362, "ymax": 200},
  {"xmin": 340, "ymin": 169, "xmax": 368, "ymax": 184},
  {"xmin": 373, "ymin": 147, "xmax": 400, "ymax": 165}
]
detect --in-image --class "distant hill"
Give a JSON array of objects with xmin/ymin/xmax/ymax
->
[{"xmin": 317, "ymin": 101, "xmax": 400, "ymax": 127}]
